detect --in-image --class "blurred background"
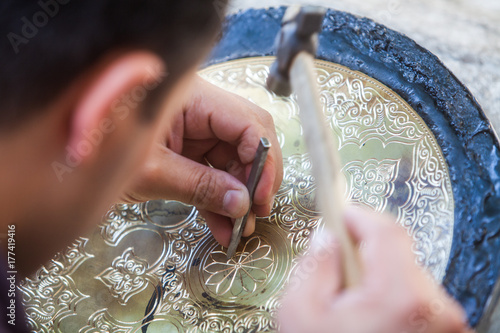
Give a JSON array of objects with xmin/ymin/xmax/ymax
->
[{"xmin": 229, "ymin": 0, "xmax": 500, "ymax": 136}]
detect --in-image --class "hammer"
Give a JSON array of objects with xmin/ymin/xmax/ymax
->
[{"xmin": 267, "ymin": 6, "xmax": 362, "ymax": 288}]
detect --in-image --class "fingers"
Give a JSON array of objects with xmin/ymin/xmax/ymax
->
[
  {"xmin": 199, "ymin": 210, "xmax": 255, "ymax": 248},
  {"xmin": 135, "ymin": 146, "xmax": 250, "ymax": 219},
  {"xmin": 427, "ymin": 296, "xmax": 470, "ymax": 333},
  {"xmin": 203, "ymin": 139, "xmax": 278, "ymax": 217},
  {"xmin": 343, "ymin": 206, "xmax": 472, "ymax": 333},
  {"xmin": 129, "ymin": 77, "xmax": 283, "ymax": 248},
  {"xmin": 279, "ymin": 232, "xmax": 342, "ymax": 333},
  {"xmin": 204, "ymin": 141, "xmax": 241, "ymax": 171},
  {"xmin": 394, "ymin": 291, "xmax": 470, "ymax": 333},
  {"xmin": 242, "ymin": 211, "xmax": 256, "ymax": 237},
  {"xmin": 278, "ymin": 206, "xmax": 473, "ymax": 333},
  {"xmin": 206, "ymin": 141, "xmax": 278, "ymax": 217},
  {"xmin": 184, "ymin": 77, "xmax": 283, "ymax": 213},
  {"xmin": 344, "ymin": 206, "xmax": 416, "ymax": 282},
  {"xmin": 184, "ymin": 78, "xmax": 278, "ymax": 162},
  {"xmin": 427, "ymin": 290, "xmax": 471, "ymax": 333},
  {"xmin": 198, "ymin": 209, "xmax": 233, "ymax": 247},
  {"xmin": 135, "ymin": 145, "xmax": 260, "ymax": 247},
  {"xmin": 343, "ymin": 205, "xmax": 402, "ymax": 243}
]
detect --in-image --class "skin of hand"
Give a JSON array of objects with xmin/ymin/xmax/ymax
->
[
  {"xmin": 279, "ymin": 207, "xmax": 473, "ymax": 333},
  {"xmin": 124, "ymin": 76, "xmax": 283, "ymax": 247}
]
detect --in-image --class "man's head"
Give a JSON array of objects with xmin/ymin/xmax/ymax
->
[
  {"xmin": 0, "ymin": 0, "xmax": 228, "ymax": 273},
  {"xmin": 1, "ymin": 0, "xmax": 227, "ymax": 126}
]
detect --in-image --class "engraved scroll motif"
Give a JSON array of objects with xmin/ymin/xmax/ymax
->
[
  {"xmin": 343, "ymin": 158, "xmax": 401, "ymax": 212},
  {"xmin": 398, "ymin": 136, "xmax": 454, "ymax": 279},
  {"xmin": 21, "ymin": 57, "xmax": 454, "ymax": 333},
  {"xmin": 318, "ymin": 71, "xmax": 426, "ymax": 149},
  {"xmin": 96, "ymin": 248, "xmax": 156, "ymax": 305},
  {"xmin": 272, "ymin": 154, "xmax": 321, "ymax": 255},
  {"xmin": 100, "ymin": 204, "xmax": 146, "ymax": 246},
  {"xmin": 19, "ymin": 239, "xmax": 93, "ymax": 332},
  {"xmin": 80, "ymin": 309, "xmax": 132, "ymax": 333}
]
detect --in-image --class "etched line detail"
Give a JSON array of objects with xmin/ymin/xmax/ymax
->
[
  {"xmin": 343, "ymin": 158, "xmax": 401, "ymax": 212},
  {"xmin": 204, "ymin": 237, "xmax": 273, "ymax": 297},
  {"xmin": 96, "ymin": 248, "xmax": 152, "ymax": 305}
]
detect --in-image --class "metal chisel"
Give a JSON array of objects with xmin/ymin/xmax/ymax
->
[{"xmin": 226, "ymin": 137, "xmax": 271, "ymax": 259}]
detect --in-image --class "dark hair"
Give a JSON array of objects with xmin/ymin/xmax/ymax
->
[{"xmin": 0, "ymin": 0, "xmax": 228, "ymax": 127}]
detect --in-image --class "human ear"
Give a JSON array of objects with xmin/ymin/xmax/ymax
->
[{"xmin": 65, "ymin": 52, "xmax": 167, "ymax": 168}]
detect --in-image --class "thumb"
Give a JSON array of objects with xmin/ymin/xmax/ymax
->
[{"xmin": 138, "ymin": 148, "xmax": 250, "ymax": 218}]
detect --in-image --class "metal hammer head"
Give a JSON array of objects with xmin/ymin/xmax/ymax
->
[{"xmin": 267, "ymin": 6, "xmax": 327, "ymax": 96}]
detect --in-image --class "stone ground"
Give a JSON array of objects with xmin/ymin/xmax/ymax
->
[
  {"xmin": 228, "ymin": 0, "xmax": 500, "ymax": 137},
  {"xmin": 228, "ymin": 1, "xmax": 500, "ymax": 330}
]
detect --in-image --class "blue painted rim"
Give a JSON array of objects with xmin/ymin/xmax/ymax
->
[{"xmin": 205, "ymin": 7, "xmax": 500, "ymax": 326}]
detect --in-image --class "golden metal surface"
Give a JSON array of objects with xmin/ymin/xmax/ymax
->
[{"xmin": 20, "ymin": 57, "xmax": 455, "ymax": 332}]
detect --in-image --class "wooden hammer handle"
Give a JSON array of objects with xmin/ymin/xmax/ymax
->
[{"xmin": 290, "ymin": 52, "xmax": 362, "ymax": 288}]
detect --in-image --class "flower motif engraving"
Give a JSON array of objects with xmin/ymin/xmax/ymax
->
[
  {"xmin": 204, "ymin": 237, "xmax": 273, "ymax": 297},
  {"xmin": 96, "ymin": 248, "xmax": 150, "ymax": 305},
  {"xmin": 19, "ymin": 238, "xmax": 92, "ymax": 332},
  {"xmin": 343, "ymin": 158, "xmax": 401, "ymax": 212},
  {"xmin": 100, "ymin": 204, "xmax": 147, "ymax": 246}
]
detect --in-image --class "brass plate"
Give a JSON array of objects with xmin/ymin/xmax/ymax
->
[{"xmin": 20, "ymin": 57, "xmax": 454, "ymax": 332}]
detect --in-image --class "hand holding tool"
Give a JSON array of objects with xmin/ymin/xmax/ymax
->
[{"xmin": 226, "ymin": 138, "xmax": 271, "ymax": 259}]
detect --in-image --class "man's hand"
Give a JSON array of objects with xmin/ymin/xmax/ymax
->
[
  {"xmin": 279, "ymin": 207, "xmax": 472, "ymax": 333},
  {"xmin": 125, "ymin": 77, "xmax": 283, "ymax": 247}
]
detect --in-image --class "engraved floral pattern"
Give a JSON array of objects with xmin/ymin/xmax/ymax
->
[
  {"xmin": 96, "ymin": 248, "xmax": 151, "ymax": 305},
  {"xmin": 204, "ymin": 237, "xmax": 273, "ymax": 296},
  {"xmin": 100, "ymin": 203, "xmax": 146, "ymax": 246},
  {"xmin": 343, "ymin": 158, "xmax": 401, "ymax": 212},
  {"xmin": 19, "ymin": 239, "xmax": 93, "ymax": 332}
]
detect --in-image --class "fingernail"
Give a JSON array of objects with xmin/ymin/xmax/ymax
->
[{"xmin": 223, "ymin": 190, "xmax": 246, "ymax": 217}]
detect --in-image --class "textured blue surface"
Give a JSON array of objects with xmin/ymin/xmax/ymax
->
[{"xmin": 205, "ymin": 7, "xmax": 500, "ymax": 326}]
